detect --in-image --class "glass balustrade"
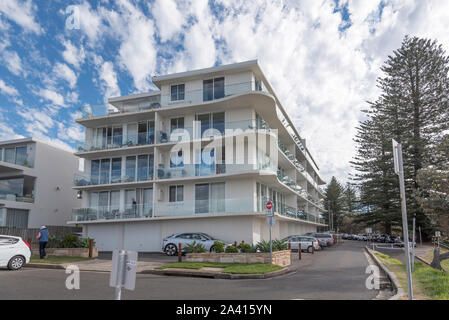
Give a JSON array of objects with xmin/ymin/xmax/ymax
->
[
  {"xmin": 0, "ymin": 194, "xmax": 34, "ymax": 203},
  {"xmin": 72, "ymin": 204, "xmax": 153, "ymax": 222},
  {"xmin": 74, "ymin": 170, "xmax": 154, "ymax": 186}
]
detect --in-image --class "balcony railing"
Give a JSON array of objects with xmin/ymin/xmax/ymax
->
[
  {"xmin": 154, "ymin": 198, "xmax": 256, "ymax": 217},
  {"xmin": 156, "ymin": 119, "xmax": 263, "ymax": 144},
  {"xmin": 72, "ymin": 204, "xmax": 153, "ymax": 222},
  {"xmin": 74, "ymin": 171, "xmax": 154, "ymax": 186},
  {"xmin": 0, "ymin": 194, "xmax": 34, "ymax": 203},
  {"xmin": 77, "ymin": 132, "xmax": 155, "ymax": 153},
  {"xmin": 160, "ymin": 81, "xmax": 269, "ymax": 108}
]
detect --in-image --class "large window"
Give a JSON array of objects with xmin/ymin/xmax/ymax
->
[
  {"xmin": 171, "ymin": 84, "xmax": 185, "ymax": 101},
  {"xmin": 125, "ymin": 154, "xmax": 154, "ymax": 182},
  {"xmin": 195, "ymin": 183, "xmax": 225, "ymax": 214},
  {"xmin": 94, "ymin": 126, "xmax": 123, "ymax": 149},
  {"xmin": 196, "ymin": 112, "xmax": 225, "ymax": 137},
  {"xmin": 137, "ymin": 121, "xmax": 155, "ymax": 145},
  {"xmin": 126, "ymin": 156, "xmax": 136, "ymax": 182},
  {"xmin": 169, "ymin": 185, "xmax": 184, "ymax": 202},
  {"xmin": 5, "ymin": 209, "xmax": 28, "ymax": 228},
  {"xmin": 111, "ymin": 158, "xmax": 122, "ymax": 183},
  {"xmin": 203, "ymin": 77, "xmax": 224, "ymax": 101}
]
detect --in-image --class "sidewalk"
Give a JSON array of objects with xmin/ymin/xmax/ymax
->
[{"xmin": 25, "ymin": 258, "xmax": 165, "ymax": 273}]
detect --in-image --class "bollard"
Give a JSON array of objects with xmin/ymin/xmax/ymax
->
[
  {"xmin": 242, "ymin": 240, "xmax": 244, "ymax": 244},
  {"xmin": 88, "ymin": 239, "xmax": 94, "ymax": 258},
  {"xmin": 312, "ymin": 244, "xmax": 315, "ymax": 254},
  {"xmin": 234, "ymin": 241, "xmax": 237, "ymax": 247},
  {"xmin": 298, "ymin": 243, "xmax": 301, "ymax": 260},
  {"xmin": 288, "ymin": 242, "xmax": 291, "ymax": 250},
  {"xmin": 178, "ymin": 243, "xmax": 182, "ymax": 262}
]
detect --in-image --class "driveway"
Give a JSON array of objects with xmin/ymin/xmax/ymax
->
[{"xmin": 0, "ymin": 241, "xmax": 379, "ymax": 300}]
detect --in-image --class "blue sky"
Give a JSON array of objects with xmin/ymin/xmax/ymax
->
[{"xmin": 1, "ymin": 0, "xmax": 448, "ymax": 183}]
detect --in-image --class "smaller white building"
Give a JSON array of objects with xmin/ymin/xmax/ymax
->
[{"xmin": 0, "ymin": 138, "xmax": 81, "ymax": 228}]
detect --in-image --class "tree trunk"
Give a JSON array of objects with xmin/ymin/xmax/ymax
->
[{"xmin": 430, "ymin": 248, "xmax": 449, "ymax": 271}]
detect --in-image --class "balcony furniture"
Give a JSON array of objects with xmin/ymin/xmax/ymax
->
[{"xmin": 159, "ymin": 132, "xmax": 168, "ymax": 143}]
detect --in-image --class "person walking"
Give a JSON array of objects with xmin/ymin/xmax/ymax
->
[{"xmin": 36, "ymin": 226, "xmax": 49, "ymax": 259}]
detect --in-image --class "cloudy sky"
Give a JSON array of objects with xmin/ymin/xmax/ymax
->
[{"xmin": 0, "ymin": 0, "xmax": 448, "ymax": 183}]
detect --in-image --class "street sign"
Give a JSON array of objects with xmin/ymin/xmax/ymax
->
[
  {"xmin": 392, "ymin": 139, "xmax": 399, "ymax": 175},
  {"xmin": 266, "ymin": 215, "xmax": 276, "ymax": 226},
  {"xmin": 266, "ymin": 201, "xmax": 273, "ymax": 210},
  {"xmin": 365, "ymin": 228, "xmax": 372, "ymax": 234},
  {"xmin": 110, "ymin": 250, "xmax": 138, "ymax": 299},
  {"xmin": 266, "ymin": 201, "xmax": 273, "ymax": 217}
]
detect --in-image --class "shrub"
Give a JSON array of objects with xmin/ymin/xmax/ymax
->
[
  {"xmin": 237, "ymin": 242, "xmax": 252, "ymax": 253},
  {"xmin": 225, "ymin": 245, "xmax": 238, "ymax": 253},
  {"xmin": 213, "ymin": 241, "xmax": 226, "ymax": 253},
  {"xmin": 255, "ymin": 240, "xmax": 271, "ymax": 253},
  {"xmin": 47, "ymin": 235, "xmax": 62, "ymax": 248},
  {"xmin": 184, "ymin": 241, "xmax": 207, "ymax": 253},
  {"xmin": 273, "ymin": 239, "xmax": 287, "ymax": 251},
  {"xmin": 61, "ymin": 234, "xmax": 80, "ymax": 248}
]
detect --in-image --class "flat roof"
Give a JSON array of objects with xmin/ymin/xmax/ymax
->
[{"xmin": 0, "ymin": 137, "xmax": 33, "ymax": 146}]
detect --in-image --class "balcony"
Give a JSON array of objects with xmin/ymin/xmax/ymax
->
[
  {"xmin": 72, "ymin": 204, "xmax": 153, "ymax": 222},
  {"xmin": 160, "ymin": 81, "xmax": 269, "ymax": 108},
  {"xmin": 79, "ymin": 95, "xmax": 161, "ymax": 119},
  {"xmin": 0, "ymin": 194, "xmax": 34, "ymax": 203},
  {"xmin": 156, "ymin": 161, "xmax": 274, "ymax": 181},
  {"xmin": 74, "ymin": 170, "xmax": 154, "ymax": 187},
  {"xmin": 77, "ymin": 131, "xmax": 155, "ymax": 153},
  {"xmin": 154, "ymin": 198, "xmax": 256, "ymax": 217}
]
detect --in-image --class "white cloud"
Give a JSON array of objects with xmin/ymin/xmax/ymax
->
[
  {"xmin": 152, "ymin": 0, "xmax": 184, "ymax": 41},
  {"xmin": 1, "ymin": 50, "xmax": 23, "ymax": 76},
  {"xmin": 61, "ymin": 40, "xmax": 85, "ymax": 69},
  {"xmin": 0, "ymin": 0, "xmax": 43, "ymax": 34},
  {"xmin": 57, "ymin": 122, "xmax": 84, "ymax": 142},
  {"xmin": 0, "ymin": 79, "xmax": 18, "ymax": 96},
  {"xmin": 0, "ymin": 122, "xmax": 24, "ymax": 140},
  {"xmin": 36, "ymin": 88, "xmax": 65, "ymax": 107},
  {"xmin": 53, "ymin": 62, "xmax": 77, "ymax": 89},
  {"xmin": 98, "ymin": 60, "xmax": 121, "ymax": 99}
]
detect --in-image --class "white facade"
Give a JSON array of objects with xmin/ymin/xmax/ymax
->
[
  {"xmin": 70, "ymin": 60, "xmax": 327, "ymax": 252},
  {"xmin": 0, "ymin": 138, "xmax": 81, "ymax": 228}
]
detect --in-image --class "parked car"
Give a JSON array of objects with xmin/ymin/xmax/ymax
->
[
  {"xmin": 0, "ymin": 235, "xmax": 31, "ymax": 270},
  {"xmin": 306, "ymin": 233, "xmax": 334, "ymax": 248},
  {"xmin": 283, "ymin": 236, "xmax": 320, "ymax": 253},
  {"xmin": 162, "ymin": 233, "xmax": 228, "ymax": 256}
]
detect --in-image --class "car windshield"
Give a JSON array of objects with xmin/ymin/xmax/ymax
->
[
  {"xmin": 199, "ymin": 233, "xmax": 213, "ymax": 240},
  {"xmin": 316, "ymin": 234, "xmax": 332, "ymax": 238}
]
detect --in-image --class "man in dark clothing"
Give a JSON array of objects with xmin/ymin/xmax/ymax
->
[{"xmin": 37, "ymin": 226, "xmax": 49, "ymax": 259}]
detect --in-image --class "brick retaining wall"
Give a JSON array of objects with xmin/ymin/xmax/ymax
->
[{"xmin": 186, "ymin": 250, "xmax": 291, "ymax": 267}]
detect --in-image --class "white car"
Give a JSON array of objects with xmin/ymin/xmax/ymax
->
[
  {"xmin": 162, "ymin": 232, "xmax": 229, "ymax": 256},
  {"xmin": 0, "ymin": 235, "xmax": 31, "ymax": 270},
  {"xmin": 284, "ymin": 236, "xmax": 320, "ymax": 253}
]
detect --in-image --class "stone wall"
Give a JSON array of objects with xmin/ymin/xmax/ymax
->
[
  {"xmin": 34, "ymin": 247, "xmax": 98, "ymax": 258},
  {"xmin": 186, "ymin": 250, "xmax": 291, "ymax": 267}
]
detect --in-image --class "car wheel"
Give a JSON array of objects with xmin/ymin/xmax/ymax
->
[
  {"xmin": 307, "ymin": 246, "xmax": 313, "ymax": 253},
  {"xmin": 8, "ymin": 255, "xmax": 25, "ymax": 270},
  {"xmin": 209, "ymin": 245, "xmax": 216, "ymax": 253},
  {"xmin": 164, "ymin": 244, "xmax": 177, "ymax": 256}
]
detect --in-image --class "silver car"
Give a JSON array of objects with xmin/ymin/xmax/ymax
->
[
  {"xmin": 284, "ymin": 236, "xmax": 320, "ymax": 253},
  {"xmin": 162, "ymin": 233, "xmax": 226, "ymax": 256}
]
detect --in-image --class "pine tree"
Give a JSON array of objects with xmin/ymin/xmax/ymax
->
[
  {"xmin": 352, "ymin": 36, "xmax": 449, "ymax": 236},
  {"xmin": 324, "ymin": 177, "xmax": 344, "ymax": 231}
]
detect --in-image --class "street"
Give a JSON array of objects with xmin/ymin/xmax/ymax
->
[{"xmin": 0, "ymin": 241, "xmax": 379, "ymax": 300}]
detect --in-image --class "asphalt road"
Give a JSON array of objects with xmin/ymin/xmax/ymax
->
[{"xmin": 0, "ymin": 241, "xmax": 379, "ymax": 300}]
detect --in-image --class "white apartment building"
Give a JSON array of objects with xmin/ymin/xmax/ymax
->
[
  {"xmin": 0, "ymin": 138, "xmax": 81, "ymax": 228},
  {"xmin": 70, "ymin": 60, "xmax": 327, "ymax": 252}
]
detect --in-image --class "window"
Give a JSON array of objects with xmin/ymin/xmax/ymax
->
[
  {"xmin": 196, "ymin": 112, "xmax": 225, "ymax": 137},
  {"xmin": 195, "ymin": 183, "xmax": 225, "ymax": 214},
  {"xmin": 5, "ymin": 209, "xmax": 29, "ymax": 228},
  {"xmin": 0, "ymin": 148, "xmax": 2, "ymax": 161},
  {"xmin": 169, "ymin": 185, "xmax": 184, "ymax": 202},
  {"xmin": 203, "ymin": 77, "xmax": 224, "ymax": 101},
  {"xmin": 137, "ymin": 155, "xmax": 150, "ymax": 181},
  {"xmin": 171, "ymin": 84, "xmax": 185, "ymax": 101},
  {"xmin": 99, "ymin": 159, "xmax": 110, "ymax": 184},
  {"xmin": 111, "ymin": 158, "xmax": 122, "ymax": 183},
  {"xmin": 94, "ymin": 126, "xmax": 123, "ymax": 148},
  {"xmin": 4, "ymin": 148, "xmax": 15, "ymax": 163}
]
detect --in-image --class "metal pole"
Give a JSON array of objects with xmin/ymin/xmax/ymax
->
[
  {"xmin": 269, "ymin": 219, "xmax": 272, "ymax": 264},
  {"xmin": 115, "ymin": 250, "xmax": 126, "ymax": 300},
  {"xmin": 412, "ymin": 218, "xmax": 416, "ymax": 272},
  {"xmin": 397, "ymin": 144, "xmax": 413, "ymax": 300},
  {"xmin": 419, "ymin": 226, "xmax": 422, "ymax": 247}
]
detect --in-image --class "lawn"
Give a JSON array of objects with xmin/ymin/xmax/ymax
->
[
  {"xmin": 157, "ymin": 262, "xmax": 283, "ymax": 274},
  {"xmin": 375, "ymin": 252, "xmax": 449, "ymax": 300},
  {"xmin": 30, "ymin": 256, "xmax": 92, "ymax": 264}
]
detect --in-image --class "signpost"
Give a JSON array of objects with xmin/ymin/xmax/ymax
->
[
  {"xmin": 110, "ymin": 250, "xmax": 138, "ymax": 300},
  {"xmin": 412, "ymin": 218, "xmax": 416, "ymax": 272},
  {"xmin": 392, "ymin": 139, "xmax": 413, "ymax": 300},
  {"xmin": 266, "ymin": 201, "xmax": 274, "ymax": 264}
]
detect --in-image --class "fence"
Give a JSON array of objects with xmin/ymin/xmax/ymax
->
[{"xmin": 0, "ymin": 226, "xmax": 81, "ymax": 243}]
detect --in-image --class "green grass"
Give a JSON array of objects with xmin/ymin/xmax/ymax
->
[
  {"xmin": 157, "ymin": 262, "xmax": 283, "ymax": 274},
  {"xmin": 374, "ymin": 252, "xmax": 449, "ymax": 300},
  {"xmin": 30, "ymin": 256, "xmax": 92, "ymax": 264}
]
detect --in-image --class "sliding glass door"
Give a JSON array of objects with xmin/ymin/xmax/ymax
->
[{"xmin": 195, "ymin": 183, "xmax": 225, "ymax": 214}]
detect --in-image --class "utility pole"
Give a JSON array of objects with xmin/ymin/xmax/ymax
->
[{"xmin": 392, "ymin": 139, "xmax": 413, "ymax": 300}]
